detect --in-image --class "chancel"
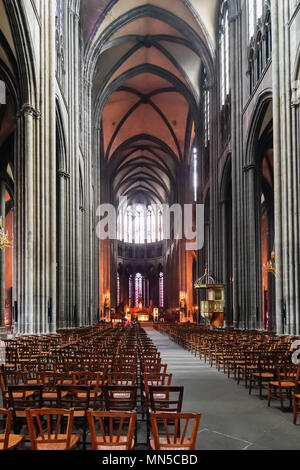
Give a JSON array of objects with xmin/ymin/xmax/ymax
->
[{"xmin": 0, "ymin": 0, "xmax": 299, "ymax": 453}]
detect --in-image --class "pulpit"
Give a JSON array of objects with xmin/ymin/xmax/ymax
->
[{"xmin": 194, "ymin": 269, "xmax": 225, "ymax": 327}]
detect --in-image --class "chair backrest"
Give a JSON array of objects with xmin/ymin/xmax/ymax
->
[
  {"xmin": 87, "ymin": 411, "xmax": 136, "ymax": 450},
  {"xmin": 1, "ymin": 370, "xmax": 23, "ymax": 390},
  {"xmin": 150, "ymin": 412, "xmax": 201, "ymax": 450},
  {"xmin": 25, "ymin": 408, "xmax": 75, "ymax": 450},
  {"xmin": 143, "ymin": 373, "xmax": 173, "ymax": 395},
  {"xmin": 0, "ymin": 409, "xmax": 12, "ymax": 450},
  {"xmin": 39, "ymin": 371, "xmax": 63, "ymax": 391},
  {"xmin": 104, "ymin": 385, "xmax": 137, "ymax": 411},
  {"xmin": 141, "ymin": 363, "xmax": 167, "ymax": 374},
  {"xmin": 71, "ymin": 371, "xmax": 101, "ymax": 387},
  {"xmin": 149, "ymin": 386, "xmax": 184, "ymax": 413},
  {"xmin": 107, "ymin": 372, "xmax": 137, "ymax": 386},
  {"xmin": 8, "ymin": 385, "xmax": 44, "ymax": 413},
  {"xmin": 112, "ymin": 363, "xmax": 137, "ymax": 374},
  {"xmin": 57, "ymin": 385, "xmax": 91, "ymax": 411}
]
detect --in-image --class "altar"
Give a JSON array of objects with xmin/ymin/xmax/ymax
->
[{"xmin": 125, "ymin": 307, "xmax": 152, "ymax": 322}]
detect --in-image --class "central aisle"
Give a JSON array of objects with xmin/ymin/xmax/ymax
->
[{"xmin": 145, "ymin": 328, "xmax": 300, "ymax": 450}]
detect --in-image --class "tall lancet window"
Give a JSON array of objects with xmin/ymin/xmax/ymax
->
[
  {"xmin": 55, "ymin": 0, "xmax": 65, "ymax": 88},
  {"xmin": 147, "ymin": 207, "xmax": 153, "ymax": 243},
  {"xmin": 135, "ymin": 273, "xmax": 143, "ymax": 307},
  {"xmin": 193, "ymin": 147, "xmax": 198, "ymax": 202},
  {"xmin": 203, "ymin": 70, "xmax": 210, "ymax": 148},
  {"xmin": 248, "ymin": 0, "xmax": 264, "ymax": 40},
  {"xmin": 248, "ymin": 1, "xmax": 271, "ymax": 93},
  {"xmin": 118, "ymin": 203, "xmax": 163, "ymax": 244},
  {"xmin": 219, "ymin": 1, "xmax": 231, "ymax": 145},
  {"xmin": 159, "ymin": 272, "xmax": 164, "ymax": 308},
  {"xmin": 135, "ymin": 205, "xmax": 145, "ymax": 244},
  {"xmin": 117, "ymin": 273, "xmax": 120, "ymax": 306},
  {"xmin": 219, "ymin": 2, "xmax": 230, "ymax": 108},
  {"xmin": 129, "ymin": 275, "xmax": 134, "ymax": 307}
]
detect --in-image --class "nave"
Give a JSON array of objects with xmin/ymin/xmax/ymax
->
[{"xmin": 1, "ymin": 325, "xmax": 300, "ymax": 451}]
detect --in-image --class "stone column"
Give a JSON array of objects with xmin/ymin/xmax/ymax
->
[
  {"xmin": 0, "ymin": 178, "xmax": 5, "ymax": 332},
  {"xmin": 244, "ymin": 164, "xmax": 262, "ymax": 330},
  {"xmin": 271, "ymin": 0, "xmax": 300, "ymax": 334}
]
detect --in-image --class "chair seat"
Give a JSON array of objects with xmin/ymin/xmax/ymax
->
[
  {"xmin": 63, "ymin": 410, "xmax": 86, "ymax": 418},
  {"xmin": 95, "ymin": 436, "xmax": 134, "ymax": 450},
  {"xmin": 269, "ymin": 381, "xmax": 295, "ymax": 387},
  {"xmin": 77, "ymin": 391, "xmax": 101, "ymax": 399},
  {"xmin": 0, "ymin": 434, "xmax": 24, "ymax": 450},
  {"xmin": 150, "ymin": 438, "xmax": 192, "ymax": 450},
  {"xmin": 4, "ymin": 391, "xmax": 35, "ymax": 399},
  {"xmin": 36, "ymin": 434, "xmax": 80, "ymax": 450},
  {"xmin": 252, "ymin": 372, "xmax": 274, "ymax": 378},
  {"xmin": 42, "ymin": 391, "xmax": 68, "ymax": 400}
]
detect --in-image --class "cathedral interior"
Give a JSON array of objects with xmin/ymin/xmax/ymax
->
[{"xmin": 0, "ymin": 0, "xmax": 299, "ymax": 452}]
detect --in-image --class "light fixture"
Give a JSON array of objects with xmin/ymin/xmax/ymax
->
[
  {"xmin": 264, "ymin": 247, "xmax": 276, "ymax": 277},
  {"xmin": 0, "ymin": 216, "xmax": 12, "ymax": 250}
]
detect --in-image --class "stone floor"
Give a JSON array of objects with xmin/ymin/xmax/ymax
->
[{"xmin": 145, "ymin": 328, "xmax": 300, "ymax": 451}]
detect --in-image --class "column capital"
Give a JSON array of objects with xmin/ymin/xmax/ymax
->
[
  {"xmin": 57, "ymin": 170, "xmax": 70, "ymax": 180},
  {"xmin": 69, "ymin": 8, "xmax": 80, "ymax": 22},
  {"xmin": 229, "ymin": 10, "xmax": 242, "ymax": 24},
  {"xmin": 17, "ymin": 104, "xmax": 41, "ymax": 120},
  {"xmin": 243, "ymin": 163, "xmax": 257, "ymax": 173}
]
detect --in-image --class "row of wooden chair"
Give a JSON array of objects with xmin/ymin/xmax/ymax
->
[{"xmin": 156, "ymin": 324, "xmax": 300, "ymax": 424}]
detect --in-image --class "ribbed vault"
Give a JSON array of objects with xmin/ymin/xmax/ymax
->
[{"xmin": 83, "ymin": 0, "xmax": 218, "ymax": 206}]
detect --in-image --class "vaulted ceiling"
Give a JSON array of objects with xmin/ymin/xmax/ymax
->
[{"xmin": 82, "ymin": 0, "xmax": 219, "ymax": 205}]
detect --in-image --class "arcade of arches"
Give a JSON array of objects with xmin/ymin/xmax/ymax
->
[{"xmin": 0, "ymin": 0, "xmax": 299, "ymax": 336}]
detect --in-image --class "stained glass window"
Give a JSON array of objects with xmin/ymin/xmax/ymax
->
[
  {"xmin": 203, "ymin": 70, "xmax": 210, "ymax": 148},
  {"xmin": 129, "ymin": 275, "xmax": 133, "ymax": 307},
  {"xmin": 118, "ymin": 203, "xmax": 163, "ymax": 244},
  {"xmin": 159, "ymin": 272, "xmax": 164, "ymax": 308},
  {"xmin": 193, "ymin": 148, "xmax": 198, "ymax": 202},
  {"xmin": 135, "ymin": 273, "xmax": 143, "ymax": 307},
  {"xmin": 219, "ymin": 3, "xmax": 230, "ymax": 108},
  {"xmin": 117, "ymin": 273, "xmax": 120, "ymax": 306}
]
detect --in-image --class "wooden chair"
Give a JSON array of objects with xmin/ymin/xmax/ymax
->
[
  {"xmin": 249, "ymin": 356, "xmax": 275, "ymax": 398},
  {"xmin": 293, "ymin": 372, "xmax": 300, "ymax": 425},
  {"xmin": 8, "ymin": 385, "xmax": 44, "ymax": 433},
  {"xmin": 0, "ymin": 371, "xmax": 25, "ymax": 408},
  {"xmin": 87, "ymin": 411, "xmax": 136, "ymax": 450},
  {"xmin": 103, "ymin": 385, "xmax": 137, "ymax": 412},
  {"xmin": 143, "ymin": 373, "xmax": 173, "ymax": 408},
  {"xmin": 71, "ymin": 372, "xmax": 103, "ymax": 408},
  {"xmin": 150, "ymin": 412, "xmax": 201, "ymax": 450},
  {"xmin": 149, "ymin": 386, "xmax": 184, "ymax": 413},
  {"xmin": 0, "ymin": 409, "xmax": 25, "ymax": 450},
  {"xmin": 57, "ymin": 385, "xmax": 91, "ymax": 448},
  {"xmin": 25, "ymin": 408, "xmax": 80, "ymax": 450},
  {"xmin": 268, "ymin": 365, "xmax": 298, "ymax": 410},
  {"xmin": 37, "ymin": 371, "xmax": 66, "ymax": 405}
]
